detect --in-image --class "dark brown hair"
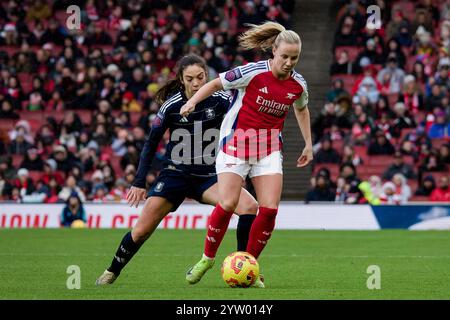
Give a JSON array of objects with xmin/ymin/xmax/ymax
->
[{"xmin": 154, "ymin": 54, "xmax": 208, "ymax": 105}]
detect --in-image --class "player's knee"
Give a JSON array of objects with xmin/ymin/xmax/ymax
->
[
  {"xmin": 243, "ymin": 197, "xmax": 258, "ymax": 214},
  {"xmin": 219, "ymin": 200, "xmax": 238, "ymax": 213}
]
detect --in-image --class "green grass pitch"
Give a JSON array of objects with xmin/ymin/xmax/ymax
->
[{"xmin": 1, "ymin": 229, "xmax": 449, "ymax": 299}]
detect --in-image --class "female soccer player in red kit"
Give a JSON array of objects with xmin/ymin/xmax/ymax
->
[{"xmin": 180, "ymin": 21, "xmax": 313, "ymax": 288}]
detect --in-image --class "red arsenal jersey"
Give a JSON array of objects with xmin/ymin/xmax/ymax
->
[{"xmin": 218, "ymin": 60, "xmax": 308, "ymax": 159}]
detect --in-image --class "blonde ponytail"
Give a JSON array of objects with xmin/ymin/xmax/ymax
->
[{"xmin": 239, "ymin": 21, "xmax": 301, "ymax": 52}]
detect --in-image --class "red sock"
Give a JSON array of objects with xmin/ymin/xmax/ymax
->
[
  {"xmin": 246, "ymin": 207, "xmax": 277, "ymax": 259},
  {"xmin": 204, "ymin": 204, "xmax": 234, "ymax": 258}
]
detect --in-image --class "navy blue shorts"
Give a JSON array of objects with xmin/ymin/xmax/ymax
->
[{"xmin": 148, "ymin": 168, "xmax": 217, "ymax": 212}]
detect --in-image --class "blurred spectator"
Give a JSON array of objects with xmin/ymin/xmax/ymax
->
[
  {"xmin": 368, "ymin": 130, "xmax": 396, "ymax": 155},
  {"xmin": 19, "ymin": 146, "xmax": 44, "ymax": 171},
  {"xmin": 379, "ymin": 182, "xmax": 399, "ymax": 204},
  {"xmin": 368, "ymin": 175, "xmax": 382, "ymax": 200},
  {"xmin": 120, "ymin": 143, "xmax": 140, "ymax": 170},
  {"xmin": 434, "ymin": 64, "xmax": 450, "ymax": 89},
  {"xmin": 111, "ymin": 128, "xmax": 130, "ymax": 157},
  {"xmin": 52, "ymin": 145, "xmax": 78, "ymax": 174},
  {"xmin": 373, "ymin": 95, "xmax": 395, "ymax": 120},
  {"xmin": 428, "ymin": 110, "xmax": 450, "ymax": 139},
  {"xmin": 395, "ymin": 21, "xmax": 413, "ymax": 47},
  {"xmin": 314, "ymin": 137, "xmax": 342, "ymax": 164},
  {"xmin": 0, "ymin": 100, "xmax": 20, "ymax": 119},
  {"xmin": 26, "ymin": 0, "xmax": 52, "ymax": 22},
  {"xmin": 438, "ymin": 143, "xmax": 450, "ymax": 165},
  {"xmin": 61, "ymin": 193, "xmax": 87, "ymax": 227},
  {"xmin": 306, "ymin": 172, "xmax": 335, "ymax": 203},
  {"xmin": 383, "ymin": 38, "xmax": 406, "ymax": 69},
  {"xmin": 12, "ymin": 168, "xmax": 36, "ymax": 201},
  {"xmin": 90, "ymin": 169, "xmax": 108, "ymax": 199},
  {"xmin": 123, "ymin": 164, "xmax": 136, "ymax": 186},
  {"xmin": 418, "ymin": 149, "xmax": 447, "ymax": 180},
  {"xmin": 8, "ymin": 128, "xmax": 33, "ymax": 156},
  {"xmin": 390, "ymin": 102, "xmax": 416, "ymax": 138},
  {"xmin": 92, "ymin": 124, "xmax": 111, "ymax": 147},
  {"xmin": 41, "ymin": 158, "xmax": 65, "ymax": 186},
  {"xmin": 414, "ymin": 174, "xmax": 436, "ymax": 196},
  {"xmin": 326, "ymin": 79, "xmax": 351, "ymax": 103},
  {"xmin": 341, "ymin": 145, "xmax": 363, "ymax": 167},
  {"xmin": 429, "ymin": 176, "xmax": 450, "ymax": 202},
  {"xmin": 0, "ymin": 129, "xmax": 7, "ymax": 156},
  {"xmin": 121, "ymin": 91, "xmax": 142, "ymax": 112},
  {"xmin": 8, "ymin": 120, "xmax": 34, "ymax": 151},
  {"xmin": 330, "ymin": 50, "xmax": 358, "ymax": 75},
  {"xmin": 333, "ymin": 16, "xmax": 358, "ymax": 49},
  {"xmin": 377, "ymin": 55, "xmax": 405, "ymax": 94},
  {"xmin": 386, "ymin": 9, "xmax": 408, "ymax": 41},
  {"xmin": 411, "ymin": 61, "xmax": 428, "ymax": 86},
  {"xmin": 391, "ymin": 173, "xmax": 412, "ymax": 204},
  {"xmin": 335, "ymin": 162, "xmax": 362, "ymax": 204},
  {"xmin": 85, "ymin": 21, "xmax": 113, "ymax": 45},
  {"xmin": 375, "ymin": 112, "xmax": 393, "ymax": 140},
  {"xmin": 101, "ymin": 163, "xmax": 116, "ymax": 190},
  {"xmin": 411, "ymin": 8, "xmax": 434, "ymax": 36},
  {"xmin": 35, "ymin": 124, "xmax": 56, "ymax": 148},
  {"xmin": 92, "ymin": 184, "xmax": 109, "ymax": 202},
  {"xmin": 58, "ymin": 175, "xmax": 86, "ymax": 202},
  {"xmin": 426, "ymin": 84, "xmax": 446, "ymax": 111},
  {"xmin": 0, "ymin": 171, "xmax": 13, "ymax": 200},
  {"xmin": 399, "ymin": 139, "xmax": 418, "ymax": 160},
  {"xmin": 413, "ymin": 26, "xmax": 436, "ymax": 57},
  {"xmin": 350, "ymin": 115, "xmax": 372, "ymax": 146},
  {"xmin": 383, "ymin": 151, "xmax": 417, "ymax": 180},
  {"xmin": 312, "ymin": 102, "xmax": 351, "ymax": 143},
  {"xmin": 107, "ymin": 178, "xmax": 129, "ymax": 202},
  {"xmin": 356, "ymin": 39, "xmax": 384, "ymax": 66},
  {"xmin": 0, "ymin": 155, "xmax": 15, "ymax": 181},
  {"xmin": 61, "ymin": 111, "xmax": 83, "ymax": 135},
  {"xmin": 352, "ymin": 64, "xmax": 382, "ymax": 104},
  {"xmin": 59, "ymin": 125, "xmax": 78, "ymax": 150},
  {"xmin": 46, "ymin": 90, "xmax": 65, "ymax": 111},
  {"xmin": 41, "ymin": 19, "xmax": 66, "ymax": 46},
  {"xmin": 398, "ymin": 75, "xmax": 424, "ymax": 115},
  {"xmin": 0, "ymin": 22, "xmax": 20, "ymax": 46}
]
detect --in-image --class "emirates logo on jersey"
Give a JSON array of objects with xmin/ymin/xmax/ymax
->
[{"xmin": 256, "ymin": 95, "xmax": 290, "ymax": 117}]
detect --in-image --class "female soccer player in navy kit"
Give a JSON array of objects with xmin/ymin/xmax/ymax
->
[
  {"xmin": 181, "ymin": 22, "xmax": 313, "ymax": 288},
  {"xmin": 96, "ymin": 55, "xmax": 258, "ymax": 285}
]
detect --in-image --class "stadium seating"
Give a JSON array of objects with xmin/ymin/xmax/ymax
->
[{"xmin": 334, "ymin": 46, "xmax": 361, "ymax": 62}]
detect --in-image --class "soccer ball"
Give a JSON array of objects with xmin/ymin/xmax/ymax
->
[
  {"xmin": 221, "ymin": 251, "xmax": 259, "ymax": 288},
  {"xmin": 71, "ymin": 219, "xmax": 86, "ymax": 228}
]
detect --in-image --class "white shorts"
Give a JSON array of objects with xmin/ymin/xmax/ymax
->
[{"xmin": 215, "ymin": 150, "xmax": 283, "ymax": 179}]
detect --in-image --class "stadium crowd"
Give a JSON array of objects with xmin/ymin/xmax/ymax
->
[
  {"xmin": 308, "ymin": 0, "xmax": 450, "ymax": 204},
  {"xmin": 0, "ymin": 0, "xmax": 295, "ymax": 203},
  {"xmin": 0, "ymin": 0, "xmax": 448, "ymax": 205}
]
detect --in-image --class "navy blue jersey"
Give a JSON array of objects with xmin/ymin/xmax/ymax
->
[{"xmin": 133, "ymin": 90, "xmax": 230, "ymax": 188}]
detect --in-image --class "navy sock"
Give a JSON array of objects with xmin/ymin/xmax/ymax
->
[
  {"xmin": 236, "ymin": 214, "xmax": 256, "ymax": 252},
  {"xmin": 108, "ymin": 231, "xmax": 142, "ymax": 276}
]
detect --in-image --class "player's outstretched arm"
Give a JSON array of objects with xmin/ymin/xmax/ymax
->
[
  {"xmin": 294, "ymin": 105, "xmax": 313, "ymax": 168},
  {"xmin": 180, "ymin": 78, "xmax": 223, "ymax": 116}
]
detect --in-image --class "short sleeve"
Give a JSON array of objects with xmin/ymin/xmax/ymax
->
[
  {"xmin": 212, "ymin": 91, "xmax": 231, "ymax": 114},
  {"xmin": 219, "ymin": 62, "xmax": 267, "ymax": 90},
  {"xmin": 293, "ymin": 74, "xmax": 309, "ymax": 110},
  {"xmin": 294, "ymin": 89, "xmax": 309, "ymax": 110}
]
